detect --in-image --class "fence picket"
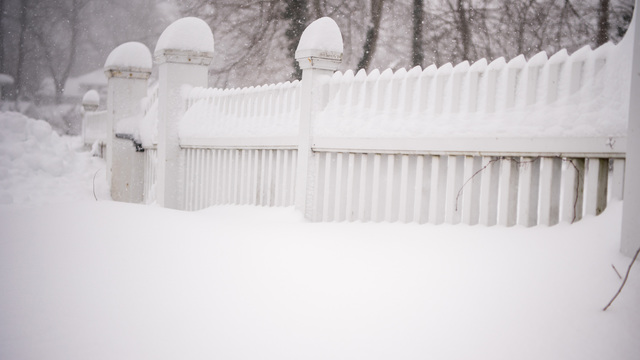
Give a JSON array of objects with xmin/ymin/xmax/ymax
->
[
  {"xmin": 585, "ymin": 158, "xmax": 608, "ymax": 216},
  {"xmin": 562, "ymin": 158, "xmax": 585, "ymax": 223},
  {"xmin": 429, "ymin": 155, "xmax": 447, "ymax": 224}
]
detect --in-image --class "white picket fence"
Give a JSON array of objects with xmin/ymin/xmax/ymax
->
[
  {"xmin": 83, "ymin": 16, "xmax": 631, "ymax": 228},
  {"xmin": 165, "ymin": 40, "xmax": 627, "ymax": 225}
]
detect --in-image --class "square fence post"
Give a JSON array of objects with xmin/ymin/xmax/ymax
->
[{"xmin": 294, "ymin": 18, "xmax": 343, "ymax": 219}]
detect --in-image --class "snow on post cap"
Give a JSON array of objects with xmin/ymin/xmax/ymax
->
[
  {"xmin": 296, "ymin": 17, "xmax": 343, "ymax": 70},
  {"xmin": 82, "ymin": 90, "xmax": 100, "ymax": 106},
  {"xmin": 155, "ymin": 17, "xmax": 214, "ymax": 55},
  {"xmin": 104, "ymin": 42, "xmax": 152, "ymax": 71}
]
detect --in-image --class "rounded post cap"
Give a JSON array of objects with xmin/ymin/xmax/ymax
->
[
  {"xmin": 82, "ymin": 89, "xmax": 100, "ymax": 108},
  {"xmin": 104, "ymin": 42, "xmax": 152, "ymax": 73},
  {"xmin": 154, "ymin": 17, "xmax": 214, "ymax": 65},
  {"xmin": 295, "ymin": 17, "xmax": 343, "ymax": 70}
]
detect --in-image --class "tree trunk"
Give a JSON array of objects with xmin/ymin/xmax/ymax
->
[
  {"xmin": 284, "ymin": 0, "xmax": 308, "ymax": 80},
  {"xmin": 456, "ymin": 0, "xmax": 471, "ymax": 61},
  {"xmin": 0, "ymin": 0, "xmax": 5, "ymax": 74},
  {"xmin": 312, "ymin": 0, "xmax": 323, "ymax": 19},
  {"xmin": 596, "ymin": 0, "xmax": 610, "ymax": 46},
  {"xmin": 15, "ymin": 0, "xmax": 29, "ymax": 100},
  {"xmin": 357, "ymin": 0, "xmax": 385, "ymax": 71},
  {"xmin": 412, "ymin": 0, "xmax": 424, "ymax": 67}
]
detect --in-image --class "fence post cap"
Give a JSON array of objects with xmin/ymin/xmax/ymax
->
[
  {"xmin": 296, "ymin": 17, "xmax": 343, "ymax": 71},
  {"xmin": 154, "ymin": 17, "xmax": 214, "ymax": 65},
  {"xmin": 104, "ymin": 42, "xmax": 152, "ymax": 79},
  {"xmin": 82, "ymin": 89, "xmax": 100, "ymax": 111}
]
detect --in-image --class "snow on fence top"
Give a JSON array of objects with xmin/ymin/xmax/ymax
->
[
  {"xmin": 315, "ymin": 38, "xmax": 630, "ymax": 138},
  {"xmin": 104, "ymin": 42, "xmax": 152, "ymax": 70},
  {"xmin": 155, "ymin": 17, "xmax": 214, "ymax": 55},
  {"xmin": 180, "ymin": 81, "xmax": 301, "ymax": 139},
  {"xmin": 177, "ymin": 33, "xmax": 630, "ymax": 141}
]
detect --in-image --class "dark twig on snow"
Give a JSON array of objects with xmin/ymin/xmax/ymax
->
[
  {"xmin": 603, "ymin": 246, "xmax": 640, "ymax": 311},
  {"xmin": 611, "ymin": 264, "xmax": 622, "ymax": 280}
]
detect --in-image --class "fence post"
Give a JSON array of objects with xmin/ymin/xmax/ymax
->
[
  {"xmin": 294, "ymin": 17, "xmax": 343, "ymax": 219},
  {"xmin": 621, "ymin": 5, "xmax": 640, "ymax": 257},
  {"xmin": 154, "ymin": 17, "xmax": 214, "ymax": 210},
  {"xmin": 104, "ymin": 42, "xmax": 152, "ymax": 203},
  {"xmin": 81, "ymin": 89, "xmax": 99, "ymax": 147}
]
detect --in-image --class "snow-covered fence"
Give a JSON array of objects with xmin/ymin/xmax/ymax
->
[
  {"xmin": 84, "ymin": 16, "xmax": 634, "ymax": 235},
  {"xmin": 180, "ymin": 81, "xmax": 302, "ymax": 210}
]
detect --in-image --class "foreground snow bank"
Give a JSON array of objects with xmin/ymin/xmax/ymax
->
[
  {"xmin": 0, "ymin": 111, "xmax": 108, "ymax": 205},
  {"xmin": 0, "ymin": 110, "xmax": 637, "ymax": 359},
  {"xmin": 0, "ymin": 201, "xmax": 638, "ymax": 360}
]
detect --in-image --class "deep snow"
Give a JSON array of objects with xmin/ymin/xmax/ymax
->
[{"xmin": 0, "ymin": 111, "xmax": 638, "ymax": 360}]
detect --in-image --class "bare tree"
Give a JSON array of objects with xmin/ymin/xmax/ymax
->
[
  {"xmin": 597, "ymin": 0, "xmax": 610, "ymax": 46},
  {"xmin": 412, "ymin": 0, "xmax": 424, "ymax": 67},
  {"xmin": 284, "ymin": 0, "xmax": 309, "ymax": 79},
  {"xmin": 32, "ymin": 0, "xmax": 89, "ymax": 103},
  {"xmin": 357, "ymin": 0, "xmax": 385, "ymax": 71},
  {"xmin": 14, "ymin": 0, "xmax": 29, "ymax": 100}
]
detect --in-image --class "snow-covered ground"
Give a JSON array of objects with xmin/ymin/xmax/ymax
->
[{"xmin": 0, "ymin": 111, "xmax": 638, "ymax": 359}]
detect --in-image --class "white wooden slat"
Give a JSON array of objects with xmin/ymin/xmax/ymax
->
[
  {"xmin": 539, "ymin": 157, "xmax": 562, "ymax": 226},
  {"xmin": 322, "ymin": 152, "xmax": 333, "ymax": 222},
  {"xmin": 259, "ymin": 149, "xmax": 267, "ymax": 205},
  {"xmin": 585, "ymin": 158, "xmax": 608, "ymax": 216},
  {"xmin": 345, "ymin": 153, "xmax": 356, "ymax": 222},
  {"xmin": 429, "ymin": 155, "xmax": 447, "ymax": 225},
  {"xmin": 517, "ymin": 157, "xmax": 540, "ymax": 227},
  {"xmin": 222, "ymin": 149, "xmax": 229, "ymax": 204},
  {"xmin": 281, "ymin": 150, "xmax": 289, "ymax": 206},
  {"xmin": 358, "ymin": 153, "xmax": 369, "ymax": 221},
  {"xmin": 206, "ymin": 149, "xmax": 213, "ymax": 208},
  {"xmin": 234, "ymin": 150, "xmax": 241, "ymax": 204},
  {"xmin": 289, "ymin": 150, "xmax": 297, "ymax": 206},
  {"xmin": 413, "ymin": 155, "xmax": 425, "ymax": 223},
  {"xmin": 478, "ymin": 156, "xmax": 498, "ymax": 226},
  {"xmin": 190, "ymin": 149, "xmax": 197, "ymax": 210},
  {"xmin": 371, "ymin": 154, "xmax": 382, "ymax": 222},
  {"xmin": 266, "ymin": 150, "xmax": 274, "ymax": 206},
  {"xmin": 497, "ymin": 157, "xmax": 519, "ymax": 227},
  {"xmin": 195, "ymin": 149, "xmax": 202, "ymax": 210},
  {"xmin": 444, "ymin": 155, "xmax": 461, "ymax": 224},
  {"xmin": 460, "ymin": 156, "xmax": 476, "ymax": 225},
  {"xmin": 384, "ymin": 154, "xmax": 396, "ymax": 222},
  {"xmin": 185, "ymin": 149, "xmax": 192, "ymax": 210},
  {"xmin": 274, "ymin": 150, "xmax": 283, "ymax": 206},
  {"xmin": 334, "ymin": 153, "xmax": 344, "ymax": 221},
  {"xmin": 399, "ymin": 155, "xmax": 410, "ymax": 223},
  {"xmin": 239, "ymin": 149, "xmax": 247, "ymax": 204},
  {"xmin": 561, "ymin": 158, "xmax": 585, "ymax": 223},
  {"xmin": 611, "ymin": 159, "xmax": 625, "ymax": 201}
]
